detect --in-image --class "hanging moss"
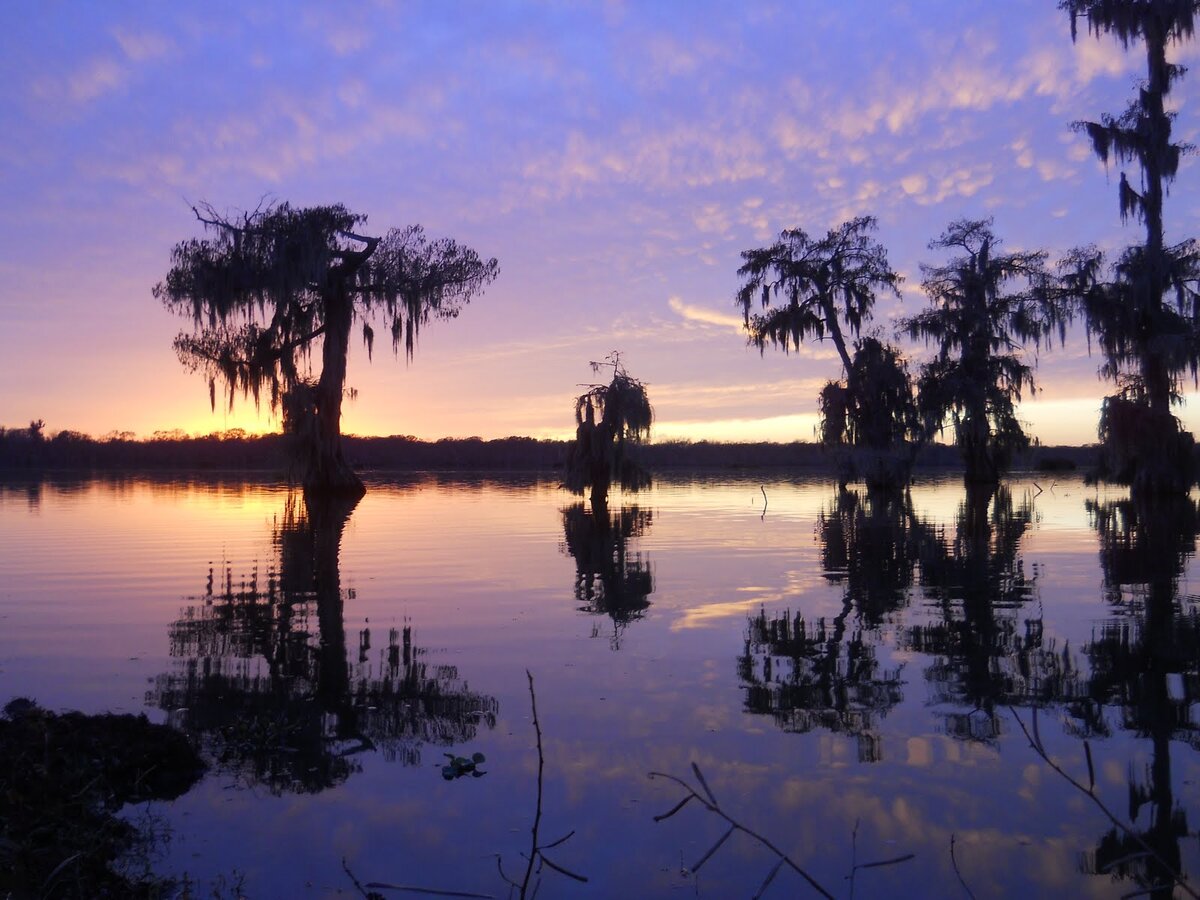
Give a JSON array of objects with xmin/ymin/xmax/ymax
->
[
  {"xmin": 903, "ymin": 219, "xmax": 1068, "ymax": 486},
  {"xmin": 564, "ymin": 354, "xmax": 653, "ymax": 507},
  {"xmin": 154, "ymin": 203, "xmax": 499, "ymax": 495},
  {"xmin": 1060, "ymin": 1, "xmax": 1200, "ymax": 494}
]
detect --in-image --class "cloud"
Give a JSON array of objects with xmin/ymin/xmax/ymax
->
[
  {"xmin": 668, "ymin": 296, "xmax": 746, "ymax": 332},
  {"xmin": 61, "ymin": 57, "xmax": 126, "ymax": 103},
  {"xmin": 111, "ymin": 27, "xmax": 173, "ymax": 63}
]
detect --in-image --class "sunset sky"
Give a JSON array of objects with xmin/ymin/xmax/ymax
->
[{"xmin": 2, "ymin": 1, "xmax": 1199, "ymax": 445}]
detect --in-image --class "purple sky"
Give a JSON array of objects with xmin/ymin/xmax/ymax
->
[{"xmin": 2, "ymin": 1, "xmax": 1198, "ymax": 444}]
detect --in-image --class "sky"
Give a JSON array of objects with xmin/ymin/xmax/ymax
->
[{"xmin": 1, "ymin": 1, "xmax": 1199, "ymax": 446}]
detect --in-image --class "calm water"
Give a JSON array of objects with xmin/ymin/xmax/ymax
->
[{"xmin": 1, "ymin": 472, "xmax": 1198, "ymax": 898}]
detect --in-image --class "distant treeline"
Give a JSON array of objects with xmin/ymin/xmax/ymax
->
[{"xmin": 0, "ymin": 424, "xmax": 1096, "ymax": 474}]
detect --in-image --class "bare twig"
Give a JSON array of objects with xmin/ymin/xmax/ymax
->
[
  {"xmin": 949, "ymin": 835, "xmax": 977, "ymax": 900},
  {"xmin": 343, "ymin": 857, "xmax": 382, "ymax": 899},
  {"xmin": 651, "ymin": 767, "xmax": 913, "ymax": 898},
  {"xmin": 648, "ymin": 768, "xmax": 836, "ymax": 898},
  {"xmin": 518, "ymin": 670, "xmax": 545, "ymax": 897},
  {"xmin": 1008, "ymin": 706, "xmax": 1198, "ymax": 899},
  {"xmin": 500, "ymin": 671, "xmax": 587, "ymax": 899}
]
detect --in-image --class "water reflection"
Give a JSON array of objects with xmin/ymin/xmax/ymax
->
[
  {"xmin": 150, "ymin": 492, "xmax": 498, "ymax": 793},
  {"xmin": 740, "ymin": 486, "xmax": 1083, "ymax": 758},
  {"xmin": 819, "ymin": 487, "xmax": 918, "ymax": 625},
  {"xmin": 739, "ymin": 488, "xmax": 911, "ymax": 762},
  {"xmin": 905, "ymin": 486, "xmax": 1080, "ymax": 742},
  {"xmin": 1077, "ymin": 495, "xmax": 1200, "ymax": 897},
  {"xmin": 560, "ymin": 502, "xmax": 654, "ymax": 648}
]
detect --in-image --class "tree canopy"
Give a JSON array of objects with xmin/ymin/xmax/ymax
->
[
  {"xmin": 903, "ymin": 219, "xmax": 1067, "ymax": 485},
  {"xmin": 1061, "ymin": 0, "xmax": 1200, "ymax": 493},
  {"xmin": 736, "ymin": 216, "xmax": 900, "ymax": 373},
  {"xmin": 155, "ymin": 202, "xmax": 499, "ymax": 494},
  {"xmin": 736, "ymin": 217, "xmax": 919, "ymax": 487},
  {"xmin": 563, "ymin": 354, "xmax": 653, "ymax": 509}
]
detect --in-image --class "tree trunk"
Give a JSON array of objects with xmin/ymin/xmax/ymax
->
[{"xmin": 307, "ymin": 290, "xmax": 364, "ymax": 497}]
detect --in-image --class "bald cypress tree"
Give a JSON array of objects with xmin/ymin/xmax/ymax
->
[
  {"xmin": 736, "ymin": 216, "xmax": 918, "ymax": 486},
  {"xmin": 564, "ymin": 354, "xmax": 653, "ymax": 509},
  {"xmin": 1061, "ymin": 1, "xmax": 1200, "ymax": 494},
  {"xmin": 155, "ymin": 203, "xmax": 498, "ymax": 496},
  {"xmin": 902, "ymin": 220, "xmax": 1066, "ymax": 486}
]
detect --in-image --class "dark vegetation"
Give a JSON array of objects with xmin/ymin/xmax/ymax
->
[
  {"xmin": 560, "ymin": 503, "xmax": 654, "ymax": 648},
  {"xmin": 563, "ymin": 353, "xmax": 653, "ymax": 507},
  {"xmin": 732, "ymin": 479, "xmax": 1200, "ymax": 895},
  {"xmin": 1060, "ymin": 0, "xmax": 1200, "ymax": 495},
  {"xmin": 737, "ymin": 217, "xmax": 922, "ymax": 489},
  {"xmin": 156, "ymin": 203, "xmax": 498, "ymax": 496},
  {"xmin": 0, "ymin": 699, "xmax": 205, "ymax": 898},
  {"xmin": 902, "ymin": 220, "xmax": 1068, "ymax": 486},
  {"xmin": 725, "ymin": 3, "xmax": 1200, "ymax": 494},
  {"xmin": 0, "ymin": 422, "xmax": 1095, "ymax": 474}
]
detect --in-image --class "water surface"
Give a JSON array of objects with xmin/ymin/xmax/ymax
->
[{"xmin": 1, "ymin": 472, "xmax": 1197, "ymax": 897}]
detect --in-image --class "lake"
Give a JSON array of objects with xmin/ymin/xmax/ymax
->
[{"xmin": 1, "ymin": 472, "xmax": 1197, "ymax": 898}]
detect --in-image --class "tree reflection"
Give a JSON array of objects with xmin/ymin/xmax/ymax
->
[
  {"xmin": 905, "ymin": 486, "xmax": 1080, "ymax": 742},
  {"xmin": 819, "ymin": 487, "xmax": 919, "ymax": 626},
  {"xmin": 149, "ymin": 492, "xmax": 497, "ymax": 794},
  {"xmin": 739, "ymin": 485, "xmax": 1086, "ymax": 761},
  {"xmin": 560, "ymin": 502, "xmax": 653, "ymax": 649},
  {"xmin": 739, "ymin": 488, "xmax": 912, "ymax": 762},
  {"xmin": 1077, "ymin": 494, "xmax": 1200, "ymax": 898}
]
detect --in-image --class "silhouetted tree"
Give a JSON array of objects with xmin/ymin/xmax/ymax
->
[
  {"xmin": 564, "ymin": 354, "xmax": 653, "ymax": 509},
  {"xmin": 155, "ymin": 203, "xmax": 499, "ymax": 495},
  {"xmin": 560, "ymin": 503, "xmax": 654, "ymax": 648},
  {"xmin": 1060, "ymin": 1, "xmax": 1200, "ymax": 495},
  {"xmin": 903, "ymin": 220, "xmax": 1067, "ymax": 485},
  {"xmin": 736, "ymin": 217, "xmax": 918, "ymax": 486},
  {"xmin": 818, "ymin": 337, "xmax": 922, "ymax": 488}
]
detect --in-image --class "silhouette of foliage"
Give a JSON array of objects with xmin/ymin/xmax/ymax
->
[
  {"xmin": 903, "ymin": 487, "xmax": 1083, "ymax": 741},
  {"xmin": 563, "ymin": 353, "xmax": 653, "ymax": 508},
  {"xmin": 739, "ymin": 606, "xmax": 904, "ymax": 762},
  {"xmin": 736, "ymin": 218, "xmax": 916, "ymax": 485},
  {"xmin": 1060, "ymin": 1, "xmax": 1200, "ymax": 494},
  {"xmin": 903, "ymin": 220, "xmax": 1068, "ymax": 485},
  {"xmin": 818, "ymin": 487, "xmax": 919, "ymax": 626},
  {"xmin": 155, "ymin": 202, "xmax": 498, "ymax": 494},
  {"xmin": 818, "ymin": 337, "xmax": 922, "ymax": 488},
  {"xmin": 739, "ymin": 488, "xmax": 915, "ymax": 761}
]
